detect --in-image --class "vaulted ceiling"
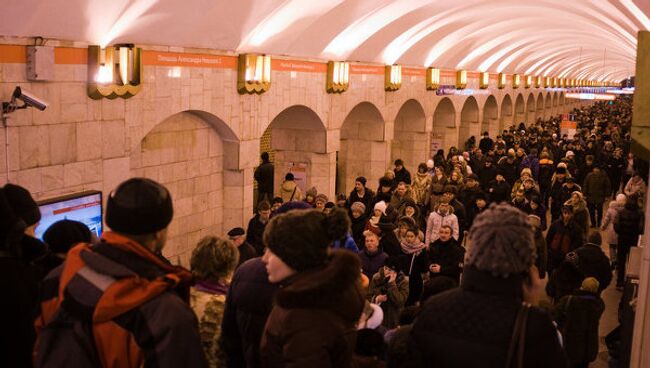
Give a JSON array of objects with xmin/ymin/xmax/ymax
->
[{"xmin": 2, "ymin": 0, "xmax": 648, "ymax": 81}]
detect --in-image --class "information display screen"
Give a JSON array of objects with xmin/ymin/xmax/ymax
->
[{"xmin": 35, "ymin": 191, "xmax": 103, "ymax": 241}]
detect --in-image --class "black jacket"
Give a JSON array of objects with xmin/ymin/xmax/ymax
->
[
  {"xmin": 220, "ymin": 258, "xmax": 279, "ymax": 368},
  {"xmin": 615, "ymin": 202, "xmax": 644, "ymax": 247},
  {"xmin": 488, "ymin": 179, "xmax": 511, "ymax": 204},
  {"xmin": 553, "ymin": 290, "xmax": 605, "ymax": 364},
  {"xmin": 246, "ymin": 215, "xmax": 268, "ymax": 256},
  {"xmin": 408, "ymin": 268, "xmax": 569, "ymax": 368},
  {"xmin": 347, "ymin": 188, "xmax": 375, "ymax": 216},
  {"xmin": 427, "ymin": 238, "xmax": 465, "ymax": 283},
  {"xmin": 254, "ymin": 161, "xmax": 274, "ymax": 195},
  {"xmin": 574, "ymin": 244, "xmax": 612, "ymax": 293},
  {"xmin": 237, "ymin": 242, "xmax": 258, "ymax": 267},
  {"xmin": 394, "ymin": 168, "xmax": 412, "ymax": 185}
]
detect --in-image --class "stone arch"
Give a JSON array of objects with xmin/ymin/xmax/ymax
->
[
  {"xmin": 392, "ymin": 99, "xmax": 427, "ymax": 176},
  {"xmin": 514, "ymin": 93, "xmax": 526, "ymax": 125},
  {"xmin": 131, "ymin": 110, "xmax": 240, "ymax": 265},
  {"xmin": 432, "ymin": 97, "xmax": 457, "ymax": 152},
  {"xmin": 338, "ymin": 102, "xmax": 386, "ymax": 194},
  {"xmin": 559, "ymin": 92, "xmax": 566, "ymax": 108},
  {"xmin": 264, "ymin": 105, "xmax": 332, "ymax": 197},
  {"xmin": 482, "ymin": 95, "xmax": 499, "ymax": 137},
  {"xmin": 500, "ymin": 94, "xmax": 513, "ymax": 131},
  {"xmin": 535, "ymin": 93, "xmax": 544, "ymax": 122},
  {"xmin": 544, "ymin": 92, "xmax": 552, "ymax": 119},
  {"xmin": 459, "ymin": 96, "xmax": 480, "ymax": 149},
  {"xmin": 526, "ymin": 93, "xmax": 536, "ymax": 125}
]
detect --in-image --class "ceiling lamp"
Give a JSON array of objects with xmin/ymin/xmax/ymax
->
[
  {"xmin": 512, "ymin": 74, "xmax": 521, "ymax": 89},
  {"xmin": 498, "ymin": 73, "xmax": 506, "ymax": 89},
  {"xmin": 238, "ymin": 54, "xmax": 271, "ymax": 94},
  {"xmin": 88, "ymin": 44, "xmax": 143, "ymax": 99}
]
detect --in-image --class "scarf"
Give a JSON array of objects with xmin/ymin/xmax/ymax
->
[
  {"xmin": 400, "ymin": 240, "xmax": 426, "ymax": 255},
  {"xmin": 194, "ymin": 280, "xmax": 229, "ymax": 296}
]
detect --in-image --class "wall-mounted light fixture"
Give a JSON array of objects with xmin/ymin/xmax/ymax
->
[
  {"xmin": 456, "ymin": 70, "xmax": 467, "ymax": 89},
  {"xmin": 498, "ymin": 73, "xmax": 506, "ymax": 89},
  {"xmin": 426, "ymin": 67, "xmax": 440, "ymax": 90},
  {"xmin": 524, "ymin": 75, "xmax": 532, "ymax": 88},
  {"xmin": 237, "ymin": 54, "xmax": 271, "ymax": 94},
  {"xmin": 326, "ymin": 61, "xmax": 349, "ymax": 93},
  {"xmin": 385, "ymin": 65, "xmax": 402, "ymax": 91},
  {"xmin": 88, "ymin": 45, "xmax": 142, "ymax": 99},
  {"xmin": 512, "ymin": 74, "xmax": 520, "ymax": 89},
  {"xmin": 479, "ymin": 72, "xmax": 489, "ymax": 89},
  {"xmin": 544, "ymin": 76, "xmax": 550, "ymax": 88},
  {"xmin": 535, "ymin": 76, "xmax": 541, "ymax": 88}
]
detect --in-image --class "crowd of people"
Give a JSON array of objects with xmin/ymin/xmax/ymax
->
[{"xmin": 0, "ymin": 95, "xmax": 646, "ymax": 368}]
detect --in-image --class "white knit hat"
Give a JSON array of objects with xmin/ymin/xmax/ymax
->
[{"xmin": 373, "ymin": 201, "xmax": 387, "ymax": 215}]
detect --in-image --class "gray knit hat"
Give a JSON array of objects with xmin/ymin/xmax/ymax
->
[{"xmin": 466, "ymin": 203, "xmax": 536, "ymax": 278}]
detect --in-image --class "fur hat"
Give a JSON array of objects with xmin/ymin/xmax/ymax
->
[
  {"xmin": 314, "ymin": 193, "xmax": 328, "ymax": 204},
  {"xmin": 264, "ymin": 208, "xmax": 349, "ymax": 272},
  {"xmin": 306, "ymin": 187, "xmax": 318, "ymax": 198},
  {"xmin": 520, "ymin": 168, "xmax": 532, "ymax": 178},
  {"xmin": 3, "ymin": 184, "xmax": 41, "ymax": 226},
  {"xmin": 106, "ymin": 178, "xmax": 173, "ymax": 235},
  {"xmin": 527, "ymin": 214, "xmax": 541, "ymax": 229},
  {"xmin": 43, "ymin": 220, "xmax": 92, "ymax": 254},
  {"xmin": 350, "ymin": 201, "xmax": 366, "ymax": 214},
  {"xmin": 373, "ymin": 201, "xmax": 387, "ymax": 215},
  {"xmin": 466, "ymin": 203, "xmax": 536, "ymax": 278}
]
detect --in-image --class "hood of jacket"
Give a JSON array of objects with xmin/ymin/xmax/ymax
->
[
  {"xmin": 275, "ymin": 249, "xmax": 365, "ymax": 324},
  {"xmin": 280, "ymin": 180, "xmax": 297, "ymax": 193}
]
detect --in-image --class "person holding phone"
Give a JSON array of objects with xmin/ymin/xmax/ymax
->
[{"xmin": 368, "ymin": 257, "xmax": 409, "ymax": 329}]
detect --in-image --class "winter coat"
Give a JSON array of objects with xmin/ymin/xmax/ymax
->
[
  {"xmin": 601, "ymin": 201, "xmax": 623, "ymax": 245},
  {"xmin": 260, "ymin": 250, "xmax": 365, "ymax": 368},
  {"xmin": 394, "ymin": 168, "xmax": 412, "ymax": 185},
  {"xmin": 565, "ymin": 198, "xmax": 590, "ymax": 237},
  {"xmin": 35, "ymin": 232, "xmax": 208, "ymax": 368},
  {"xmin": 238, "ymin": 241, "xmax": 258, "ymax": 266},
  {"xmin": 519, "ymin": 154, "xmax": 540, "ymax": 180},
  {"xmin": 351, "ymin": 214, "xmax": 368, "ymax": 249},
  {"xmin": 191, "ymin": 282, "xmax": 229, "ymax": 368},
  {"xmin": 574, "ymin": 244, "xmax": 613, "ymax": 293},
  {"xmin": 488, "ymin": 179, "xmax": 511, "ymax": 203},
  {"xmin": 615, "ymin": 202, "xmax": 644, "ymax": 247},
  {"xmin": 546, "ymin": 220, "xmax": 584, "ymax": 273},
  {"xmin": 254, "ymin": 161, "xmax": 274, "ymax": 195},
  {"xmin": 246, "ymin": 214, "xmax": 268, "ymax": 256},
  {"xmin": 359, "ymin": 249, "xmax": 389, "ymax": 280},
  {"xmin": 553, "ymin": 291, "xmax": 605, "ymax": 364},
  {"xmin": 533, "ymin": 229, "xmax": 548, "ymax": 279},
  {"xmin": 408, "ymin": 268, "xmax": 569, "ymax": 368},
  {"xmin": 394, "ymin": 244, "xmax": 428, "ymax": 306},
  {"xmin": 221, "ymin": 258, "xmax": 279, "ymax": 368},
  {"xmin": 546, "ymin": 261, "xmax": 584, "ymax": 302},
  {"xmin": 538, "ymin": 159, "xmax": 555, "ymax": 193},
  {"xmin": 411, "ymin": 172, "xmax": 432, "ymax": 206},
  {"xmin": 368, "ymin": 269, "xmax": 409, "ymax": 329},
  {"xmin": 624, "ymin": 177, "xmax": 646, "ymax": 198},
  {"xmin": 478, "ymin": 165, "xmax": 497, "ymax": 190},
  {"xmin": 497, "ymin": 158, "xmax": 519, "ymax": 186},
  {"xmin": 332, "ymin": 234, "xmax": 360, "ymax": 253},
  {"xmin": 582, "ymin": 172, "xmax": 611, "ymax": 204},
  {"xmin": 348, "ymin": 188, "xmax": 375, "ymax": 216},
  {"xmin": 425, "ymin": 210, "xmax": 459, "ymax": 245},
  {"xmin": 427, "ymin": 238, "xmax": 465, "ymax": 283},
  {"xmin": 458, "ymin": 185, "xmax": 484, "ymax": 213},
  {"xmin": 279, "ymin": 180, "xmax": 303, "ymax": 202}
]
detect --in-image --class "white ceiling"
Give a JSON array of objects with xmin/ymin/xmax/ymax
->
[{"xmin": 2, "ymin": 0, "xmax": 648, "ymax": 81}]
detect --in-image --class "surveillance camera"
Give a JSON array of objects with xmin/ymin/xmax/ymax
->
[{"xmin": 12, "ymin": 86, "xmax": 48, "ymax": 111}]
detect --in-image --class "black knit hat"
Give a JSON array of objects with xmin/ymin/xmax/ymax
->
[
  {"xmin": 3, "ymin": 184, "xmax": 41, "ymax": 226},
  {"xmin": 264, "ymin": 208, "xmax": 349, "ymax": 271},
  {"xmin": 43, "ymin": 219, "xmax": 92, "ymax": 254},
  {"xmin": 106, "ymin": 178, "xmax": 173, "ymax": 235}
]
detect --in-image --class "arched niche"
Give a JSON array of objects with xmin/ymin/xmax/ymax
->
[
  {"xmin": 432, "ymin": 97, "xmax": 457, "ymax": 153},
  {"xmin": 535, "ymin": 93, "xmax": 544, "ymax": 122},
  {"xmin": 483, "ymin": 95, "xmax": 499, "ymax": 137},
  {"xmin": 392, "ymin": 99, "xmax": 427, "ymax": 176},
  {"xmin": 264, "ymin": 105, "xmax": 332, "ymax": 197},
  {"xmin": 500, "ymin": 94, "xmax": 513, "ymax": 131},
  {"xmin": 130, "ymin": 110, "xmax": 240, "ymax": 266},
  {"xmin": 544, "ymin": 92, "xmax": 552, "ymax": 120},
  {"xmin": 459, "ymin": 96, "xmax": 479, "ymax": 149},
  {"xmin": 514, "ymin": 93, "xmax": 526, "ymax": 126},
  {"xmin": 526, "ymin": 93, "xmax": 536, "ymax": 125},
  {"xmin": 338, "ymin": 102, "xmax": 386, "ymax": 194}
]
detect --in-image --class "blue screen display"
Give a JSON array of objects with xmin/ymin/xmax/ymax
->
[{"xmin": 35, "ymin": 192, "xmax": 103, "ymax": 241}]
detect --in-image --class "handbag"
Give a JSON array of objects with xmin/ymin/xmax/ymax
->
[{"xmin": 505, "ymin": 302, "xmax": 530, "ymax": 368}]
